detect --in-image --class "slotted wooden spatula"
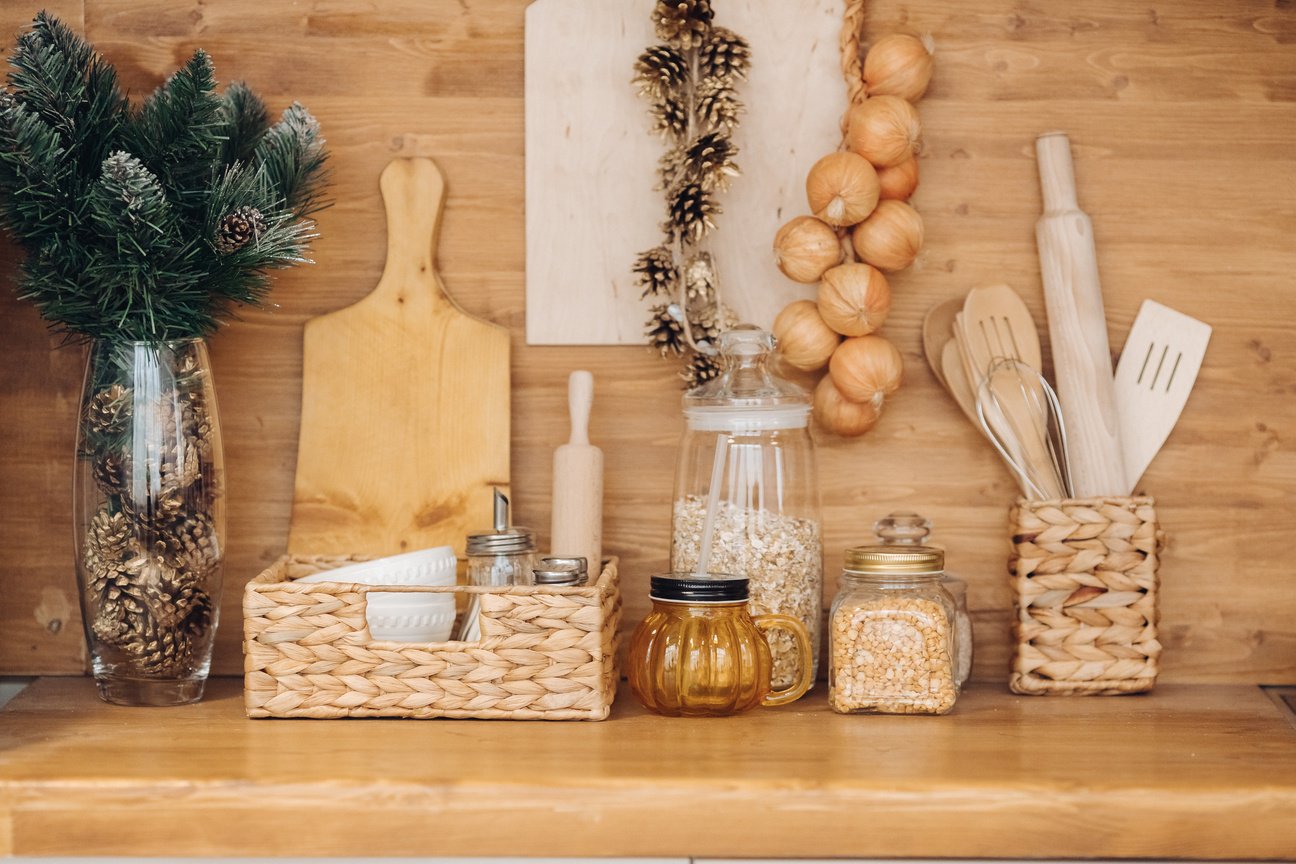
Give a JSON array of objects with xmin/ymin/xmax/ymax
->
[
  {"xmin": 1114, "ymin": 299, "xmax": 1211, "ymax": 493},
  {"xmin": 288, "ymin": 158, "xmax": 511, "ymax": 558}
]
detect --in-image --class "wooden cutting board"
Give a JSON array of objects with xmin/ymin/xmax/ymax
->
[
  {"xmin": 287, "ymin": 158, "xmax": 510, "ymax": 558},
  {"xmin": 524, "ymin": 0, "xmax": 846, "ymax": 345}
]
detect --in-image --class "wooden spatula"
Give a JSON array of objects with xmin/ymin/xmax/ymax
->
[
  {"xmin": 960, "ymin": 283, "xmax": 1043, "ymax": 377},
  {"xmin": 1114, "ymin": 299, "xmax": 1211, "ymax": 493},
  {"xmin": 288, "ymin": 158, "xmax": 511, "ymax": 558}
]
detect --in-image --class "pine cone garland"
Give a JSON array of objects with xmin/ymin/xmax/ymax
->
[
  {"xmin": 654, "ymin": 0, "xmax": 713, "ymax": 49},
  {"xmin": 634, "ymin": 246, "xmax": 679, "ymax": 299},
  {"xmin": 682, "ymin": 253, "xmax": 717, "ymax": 301},
  {"xmin": 693, "ymin": 300, "xmax": 737, "ymax": 344},
  {"xmin": 667, "ymin": 182, "xmax": 719, "ymax": 242},
  {"xmin": 698, "ymin": 27, "xmax": 751, "ymax": 81},
  {"xmin": 695, "ymin": 78, "xmax": 742, "ymax": 131},
  {"xmin": 681, "ymin": 351, "xmax": 723, "ymax": 389},
  {"xmin": 646, "ymin": 303, "xmax": 686, "ymax": 357},
  {"xmin": 214, "ymin": 205, "xmax": 267, "ymax": 254},
  {"xmin": 634, "ymin": 45, "xmax": 688, "ymax": 97},
  {"xmin": 650, "ymin": 94, "xmax": 689, "ymax": 139},
  {"xmin": 85, "ymin": 384, "xmax": 132, "ymax": 438},
  {"xmin": 684, "ymin": 131, "xmax": 739, "ymax": 191}
]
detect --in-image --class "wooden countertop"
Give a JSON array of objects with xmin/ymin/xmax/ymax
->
[{"xmin": 1, "ymin": 678, "xmax": 1293, "ymax": 859}]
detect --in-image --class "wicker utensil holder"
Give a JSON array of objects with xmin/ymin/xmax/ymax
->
[
  {"xmin": 1009, "ymin": 497, "xmax": 1163, "ymax": 695},
  {"xmin": 244, "ymin": 555, "xmax": 621, "ymax": 719}
]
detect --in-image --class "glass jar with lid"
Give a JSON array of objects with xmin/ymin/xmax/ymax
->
[
  {"xmin": 829, "ymin": 545, "xmax": 959, "ymax": 715},
  {"xmin": 627, "ymin": 573, "xmax": 813, "ymax": 717},
  {"xmin": 669, "ymin": 327, "xmax": 822, "ymax": 691},
  {"xmin": 874, "ymin": 511, "xmax": 973, "ymax": 686}
]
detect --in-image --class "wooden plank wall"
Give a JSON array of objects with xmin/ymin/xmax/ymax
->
[{"xmin": 0, "ymin": 0, "xmax": 1292, "ymax": 683}]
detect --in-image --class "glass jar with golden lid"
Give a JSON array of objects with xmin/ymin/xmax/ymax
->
[
  {"xmin": 828, "ymin": 545, "xmax": 959, "ymax": 715},
  {"xmin": 628, "ymin": 573, "xmax": 813, "ymax": 717}
]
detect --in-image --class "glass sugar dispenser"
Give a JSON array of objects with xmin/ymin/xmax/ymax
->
[
  {"xmin": 669, "ymin": 326, "xmax": 823, "ymax": 691},
  {"xmin": 829, "ymin": 544, "xmax": 959, "ymax": 715},
  {"xmin": 874, "ymin": 511, "xmax": 973, "ymax": 686}
]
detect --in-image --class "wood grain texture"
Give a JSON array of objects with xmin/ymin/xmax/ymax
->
[
  {"xmin": 1, "ymin": 678, "xmax": 1295, "ymax": 858},
  {"xmin": 0, "ymin": 0, "xmax": 1292, "ymax": 684},
  {"xmin": 288, "ymin": 157, "xmax": 510, "ymax": 558}
]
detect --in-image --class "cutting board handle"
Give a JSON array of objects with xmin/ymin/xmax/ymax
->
[{"xmin": 373, "ymin": 158, "xmax": 450, "ymax": 305}]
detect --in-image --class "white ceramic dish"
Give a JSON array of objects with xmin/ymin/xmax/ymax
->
[
  {"xmin": 294, "ymin": 545, "xmax": 457, "ymax": 587},
  {"xmin": 365, "ymin": 592, "xmax": 457, "ymax": 643}
]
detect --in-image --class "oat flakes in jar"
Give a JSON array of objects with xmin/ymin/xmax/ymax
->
[
  {"xmin": 829, "ymin": 545, "xmax": 958, "ymax": 715},
  {"xmin": 670, "ymin": 326, "xmax": 823, "ymax": 690}
]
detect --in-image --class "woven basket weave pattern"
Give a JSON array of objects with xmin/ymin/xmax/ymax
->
[
  {"xmin": 244, "ymin": 555, "xmax": 621, "ymax": 719},
  {"xmin": 1009, "ymin": 497, "xmax": 1162, "ymax": 695}
]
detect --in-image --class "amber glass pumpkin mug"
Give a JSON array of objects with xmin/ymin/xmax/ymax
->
[{"xmin": 628, "ymin": 573, "xmax": 814, "ymax": 716}]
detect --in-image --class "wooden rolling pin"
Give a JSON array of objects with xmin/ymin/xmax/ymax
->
[
  {"xmin": 1034, "ymin": 132, "xmax": 1127, "ymax": 497},
  {"xmin": 550, "ymin": 371, "xmax": 603, "ymax": 572}
]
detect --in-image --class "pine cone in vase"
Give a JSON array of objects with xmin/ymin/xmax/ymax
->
[
  {"xmin": 85, "ymin": 384, "xmax": 132, "ymax": 438},
  {"xmin": 139, "ymin": 556, "xmax": 209, "ymax": 630},
  {"xmin": 152, "ymin": 511, "xmax": 222, "ymax": 577},
  {"xmin": 653, "ymin": 0, "xmax": 713, "ymax": 48},
  {"xmin": 120, "ymin": 480, "xmax": 189, "ymax": 527},
  {"xmin": 122, "ymin": 612, "xmax": 192, "ymax": 676},
  {"xmin": 83, "ymin": 511, "xmax": 148, "ymax": 645},
  {"xmin": 92, "ymin": 450, "xmax": 130, "ymax": 498},
  {"xmin": 213, "ymin": 205, "xmax": 267, "ymax": 255}
]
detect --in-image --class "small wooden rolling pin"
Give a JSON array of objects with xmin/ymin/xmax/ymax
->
[
  {"xmin": 1034, "ymin": 132, "xmax": 1127, "ymax": 497},
  {"xmin": 550, "ymin": 371, "xmax": 603, "ymax": 572}
]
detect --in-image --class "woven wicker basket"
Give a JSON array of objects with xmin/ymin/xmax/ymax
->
[
  {"xmin": 1009, "ymin": 497, "xmax": 1163, "ymax": 695},
  {"xmin": 243, "ymin": 555, "xmax": 621, "ymax": 719}
]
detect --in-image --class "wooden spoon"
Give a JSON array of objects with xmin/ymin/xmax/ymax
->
[
  {"xmin": 941, "ymin": 337, "xmax": 983, "ymax": 431},
  {"xmin": 922, "ymin": 298, "xmax": 963, "ymax": 390}
]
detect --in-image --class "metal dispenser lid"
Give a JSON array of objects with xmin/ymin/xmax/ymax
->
[{"xmin": 466, "ymin": 489, "xmax": 534, "ymax": 555}]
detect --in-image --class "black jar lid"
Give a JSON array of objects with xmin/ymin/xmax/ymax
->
[{"xmin": 650, "ymin": 572, "xmax": 749, "ymax": 603}]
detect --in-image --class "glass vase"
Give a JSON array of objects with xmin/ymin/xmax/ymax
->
[{"xmin": 73, "ymin": 338, "xmax": 225, "ymax": 706}]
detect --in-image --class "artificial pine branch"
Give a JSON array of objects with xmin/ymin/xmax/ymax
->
[
  {"xmin": 254, "ymin": 103, "xmax": 330, "ymax": 218},
  {"xmin": 0, "ymin": 13, "xmax": 330, "ymax": 344},
  {"xmin": 217, "ymin": 81, "xmax": 269, "ymax": 166}
]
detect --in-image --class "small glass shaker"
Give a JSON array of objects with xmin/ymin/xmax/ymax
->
[
  {"xmin": 466, "ymin": 489, "xmax": 537, "ymax": 587},
  {"xmin": 875, "ymin": 511, "xmax": 973, "ymax": 686},
  {"xmin": 459, "ymin": 490, "xmax": 536, "ymax": 642}
]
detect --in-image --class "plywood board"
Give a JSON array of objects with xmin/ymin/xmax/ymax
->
[{"xmin": 525, "ymin": 0, "xmax": 845, "ymax": 345}]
